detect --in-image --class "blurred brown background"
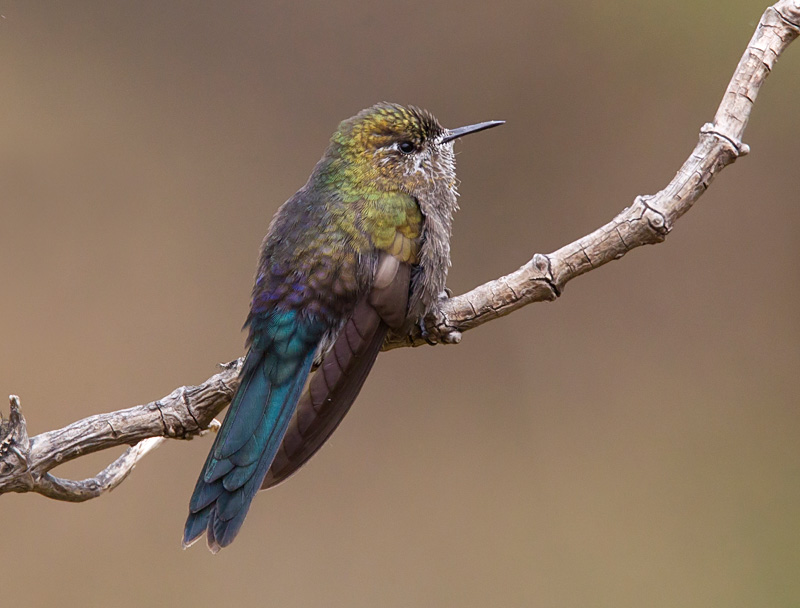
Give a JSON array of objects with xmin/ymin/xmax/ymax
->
[{"xmin": 1, "ymin": 1, "xmax": 798, "ymax": 606}]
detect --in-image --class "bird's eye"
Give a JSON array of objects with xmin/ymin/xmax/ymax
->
[{"xmin": 398, "ymin": 141, "xmax": 416, "ymax": 154}]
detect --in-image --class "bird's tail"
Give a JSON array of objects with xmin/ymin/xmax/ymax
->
[{"xmin": 183, "ymin": 311, "xmax": 324, "ymax": 552}]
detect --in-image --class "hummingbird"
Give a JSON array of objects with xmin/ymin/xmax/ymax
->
[{"xmin": 183, "ymin": 102, "xmax": 503, "ymax": 552}]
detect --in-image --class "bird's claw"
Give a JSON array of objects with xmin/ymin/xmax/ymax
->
[
  {"xmin": 418, "ymin": 317, "xmax": 438, "ymax": 345},
  {"xmin": 417, "ymin": 291, "xmax": 461, "ymax": 345}
]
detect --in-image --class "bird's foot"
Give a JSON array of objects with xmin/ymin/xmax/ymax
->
[
  {"xmin": 418, "ymin": 291, "xmax": 462, "ymax": 346},
  {"xmin": 418, "ymin": 316, "xmax": 437, "ymax": 345}
]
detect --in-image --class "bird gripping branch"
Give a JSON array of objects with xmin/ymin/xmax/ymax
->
[{"xmin": 183, "ymin": 103, "xmax": 503, "ymax": 552}]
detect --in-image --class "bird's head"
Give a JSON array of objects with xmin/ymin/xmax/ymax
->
[{"xmin": 320, "ymin": 102, "xmax": 503, "ymax": 200}]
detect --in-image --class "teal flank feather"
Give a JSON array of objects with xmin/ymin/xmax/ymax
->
[{"xmin": 183, "ymin": 311, "xmax": 326, "ymax": 552}]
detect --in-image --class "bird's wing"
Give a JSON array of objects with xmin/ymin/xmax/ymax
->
[{"xmin": 261, "ymin": 251, "xmax": 410, "ymax": 489}]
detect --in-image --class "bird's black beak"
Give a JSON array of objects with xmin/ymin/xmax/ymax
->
[{"xmin": 440, "ymin": 120, "xmax": 505, "ymax": 144}]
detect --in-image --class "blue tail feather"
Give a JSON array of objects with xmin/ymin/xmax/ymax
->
[
  {"xmin": 184, "ymin": 503, "xmax": 214, "ymax": 544},
  {"xmin": 188, "ymin": 478, "xmax": 224, "ymax": 512},
  {"xmin": 183, "ymin": 312, "xmax": 325, "ymax": 551},
  {"xmin": 215, "ymin": 368, "xmax": 272, "ymax": 460},
  {"xmin": 203, "ymin": 458, "xmax": 234, "ymax": 484}
]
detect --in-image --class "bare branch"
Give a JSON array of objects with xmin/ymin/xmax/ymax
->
[
  {"xmin": 1, "ymin": 1, "xmax": 798, "ymax": 500},
  {"xmin": 385, "ymin": 1, "xmax": 800, "ymax": 349},
  {"xmin": 0, "ymin": 363, "xmax": 241, "ymax": 500},
  {"xmin": 34, "ymin": 436, "xmax": 167, "ymax": 502}
]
